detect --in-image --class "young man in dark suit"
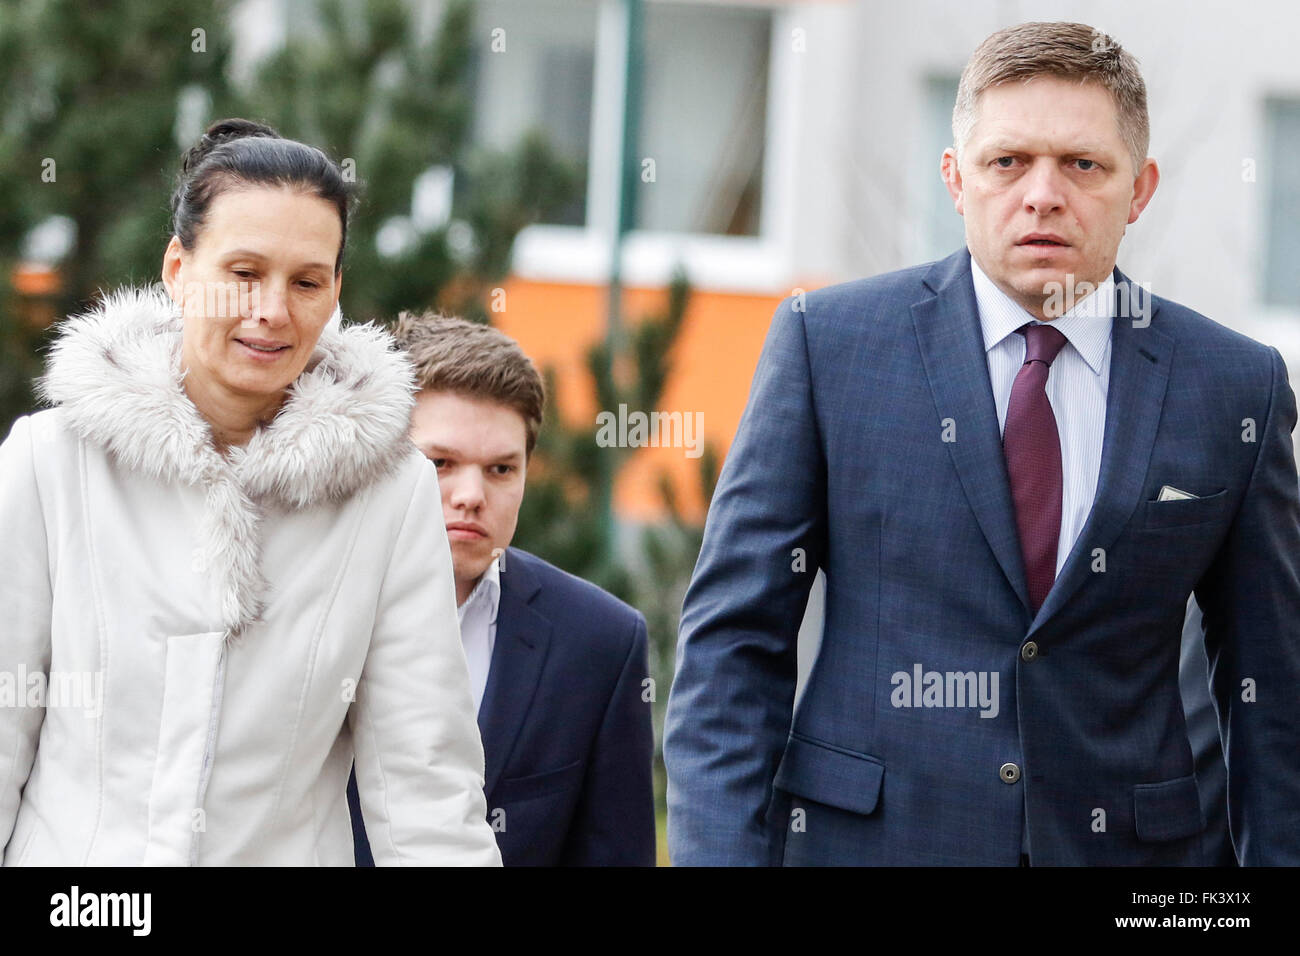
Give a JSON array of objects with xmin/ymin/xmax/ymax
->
[{"xmin": 348, "ymin": 312, "xmax": 655, "ymax": 866}]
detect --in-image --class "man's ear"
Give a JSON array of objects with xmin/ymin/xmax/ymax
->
[
  {"xmin": 1127, "ymin": 157, "xmax": 1160, "ymax": 225},
  {"xmin": 941, "ymin": 147, "xmax": 965, "ymax": 216},
  {"xmin": 161, "ymin": 235, "xmax": 185, "ymax": 302}
]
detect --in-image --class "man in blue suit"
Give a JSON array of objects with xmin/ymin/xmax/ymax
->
[
  {"xmin": 348, "ymin": 313, "xmax": 655, "ymax": 866},
  {"xmin": 664, "ymin": 21, "xmax": 1300, "ymax": 866}
]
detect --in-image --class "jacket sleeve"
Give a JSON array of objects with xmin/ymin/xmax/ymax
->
[
  {"xmin": 560, "ymin": 612, "xmax": 656, "ymax": 866},
  {"xmin": 0, "ymin": 416, "xmax": 53, "ymax": 859},
  {"xmin": 1195, "ymin": 345, "xmax": 1300, "ymax": 865},
  {"xmin": 348, "ymin": 457, "xmax": 501, "ymax": 866},
  {"xmin": 663, "ymin": 296, "xmax": 827, "ymax": 866}
]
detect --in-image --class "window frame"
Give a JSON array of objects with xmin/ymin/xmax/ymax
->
[{"xmin": 508, "ymin": 0, "xmax": 800, "ymax": 294}]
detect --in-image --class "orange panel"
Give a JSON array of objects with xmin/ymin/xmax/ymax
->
[{"xmin": 494, "ymin": 277, "xmax": 794, "ymax": 523}]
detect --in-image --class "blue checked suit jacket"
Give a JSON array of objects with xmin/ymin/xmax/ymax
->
[{"xmin": 663, "ymin": 247, "xmax": 1300, "ymax": 866}]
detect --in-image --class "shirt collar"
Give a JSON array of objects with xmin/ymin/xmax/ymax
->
[
  {"xmin": 457, "ymin": 553, "xmax": 501, "ymax": 624},
  {"xmin": 970, "ymin": 253, "xmax": 1114, "ymax": 375}
]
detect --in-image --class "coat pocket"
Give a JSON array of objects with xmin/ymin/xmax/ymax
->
[
  {"xmin": 1133, "ymin": 773, "xmax": 1206, "ymax": 842},
  {"xmin": 772, "ymin": 732, "xmax": 885, "ymax": 816}
]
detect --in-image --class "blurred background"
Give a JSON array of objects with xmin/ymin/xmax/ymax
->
[{"xmin": 3, "ymin": 0, "xmax": 1299, "ymax": 864}]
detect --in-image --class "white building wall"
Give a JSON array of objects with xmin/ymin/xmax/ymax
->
[{"xmin": 786, "ymin": 0, "xmax": 1300, "ymax": 368}]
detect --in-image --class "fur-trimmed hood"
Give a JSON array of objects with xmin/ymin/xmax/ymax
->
[{"xmin": 38, "ymin": 285, "xmax": 417, "ymax": 637}]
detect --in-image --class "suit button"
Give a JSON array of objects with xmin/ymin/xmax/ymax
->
[
  {"xmin": 1000, "ymin": 762, "xmax": 1021, "ymax": 784},
  {"xmin": 1021, "ymin": 641, "xmax": 1038, "ymax": 662}
]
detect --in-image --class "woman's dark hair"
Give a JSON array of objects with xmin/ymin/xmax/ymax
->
[{"xmin": 171, "ymin": 118, "xmax": 354, "ymax": 272}]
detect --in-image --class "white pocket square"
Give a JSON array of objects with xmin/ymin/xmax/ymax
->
[{"xmin": 1157, "ymin": 485, "xmax": 1198, "ymax": 502}]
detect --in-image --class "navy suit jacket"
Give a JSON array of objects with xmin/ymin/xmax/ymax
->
[
  {"xmin": 350, "ymin": 546, "xmax": 656, "ymax": 865},
  {"xmin": 664, "ymin": 247, "xmax": 1300, "ymax": 866}
]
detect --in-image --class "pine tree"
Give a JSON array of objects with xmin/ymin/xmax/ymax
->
[
  {"xmin": 0, "ymin": 0, "xmax": 246, "ymax": 431},
  {"xmin": 0, "ymin": 0, "xmax": 578, "ymax": 432},
  {"xmin": 239, "ymin": 0, "xmax": 579, "ymax": 324},
  {"xmin": 513, "ymin": 272, "xmax": 692, "ymax": 599}
]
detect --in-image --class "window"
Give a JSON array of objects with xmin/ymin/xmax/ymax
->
[
  {"xmin": 918, "ymin": 75, "xmax": 966, "ymax": 264},
  {"xmin": 469, "ymin": 0, "xmax": 599, "ymax": 226},
  {"xmin": 634, "ymin": 3, "xmax": 771, "ymax": 236},
  {"xmin": 469, "ymin": 1, "xmax": 790, "ymax": 290}
]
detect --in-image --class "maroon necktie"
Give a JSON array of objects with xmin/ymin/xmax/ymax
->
[{"xmin": 1002, "ymin": 322, "xmax": 1068, "ymax": 614}]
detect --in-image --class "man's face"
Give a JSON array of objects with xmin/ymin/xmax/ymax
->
[
  {"xmin": 410, "ymin": 390, "xmax": 528, "ymax": 604},
  {"xmin": 941, "ymin": 75, "xmax": 1159, "ymax": 319}
]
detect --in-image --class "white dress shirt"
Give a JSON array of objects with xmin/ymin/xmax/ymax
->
[
  {"xmin": 970, "ymin": 255, "xmax": 1115, "ymax": 859},
  {"xmin": 458, "ymin": 556, "xmax": 501, "ymax": 715},
  {"xmin": 971, "ymin": 255, "xmax": 1115, "ymax": 577}
]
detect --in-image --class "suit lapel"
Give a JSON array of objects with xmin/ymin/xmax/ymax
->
[
  {"xmin": 477, "ymin": 549, "xmax": 552, "ymax": 799},
  {"xmin": 1028, "ymin": 270, "xmax": 1172, "ymax": 636},
  {"xmin": 912, "ymin": 249, "xmax": 1032, "ymax": 614},
  {"xmin": 911, "ymin": 253, "xmax": 1174, "ymax": 633}
]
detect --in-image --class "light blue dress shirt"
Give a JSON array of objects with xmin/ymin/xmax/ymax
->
[{"xmin": 457, "ymin": 556, "xmax": 501, "ymax": 715}]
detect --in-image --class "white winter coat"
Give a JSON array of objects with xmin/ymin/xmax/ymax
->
[{"xmin": 0, "ymin": 287, "xmax": 502, "ymax": 865}]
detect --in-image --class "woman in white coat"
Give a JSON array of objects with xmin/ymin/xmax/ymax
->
[{"xmin": 0, "ymin": 119, "xmax": 501, "ymax": 865}]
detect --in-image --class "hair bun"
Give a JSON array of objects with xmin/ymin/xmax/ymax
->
[{"xmin": 181, "ymin": 118, "xmax": 281, "ymax": 174}]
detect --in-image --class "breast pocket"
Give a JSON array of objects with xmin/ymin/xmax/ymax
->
[
  {"xmin": 494, "ymin": 759, "xmax": 585, "ymax": 804},
  {"xmin": 1140, "ymin": 488, "xmax": 1230, "ymax": 530}
]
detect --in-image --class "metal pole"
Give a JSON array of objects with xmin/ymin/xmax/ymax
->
[{"xmin": 600, "ymin": 0, "xmax": 644, "ymax": 567}]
